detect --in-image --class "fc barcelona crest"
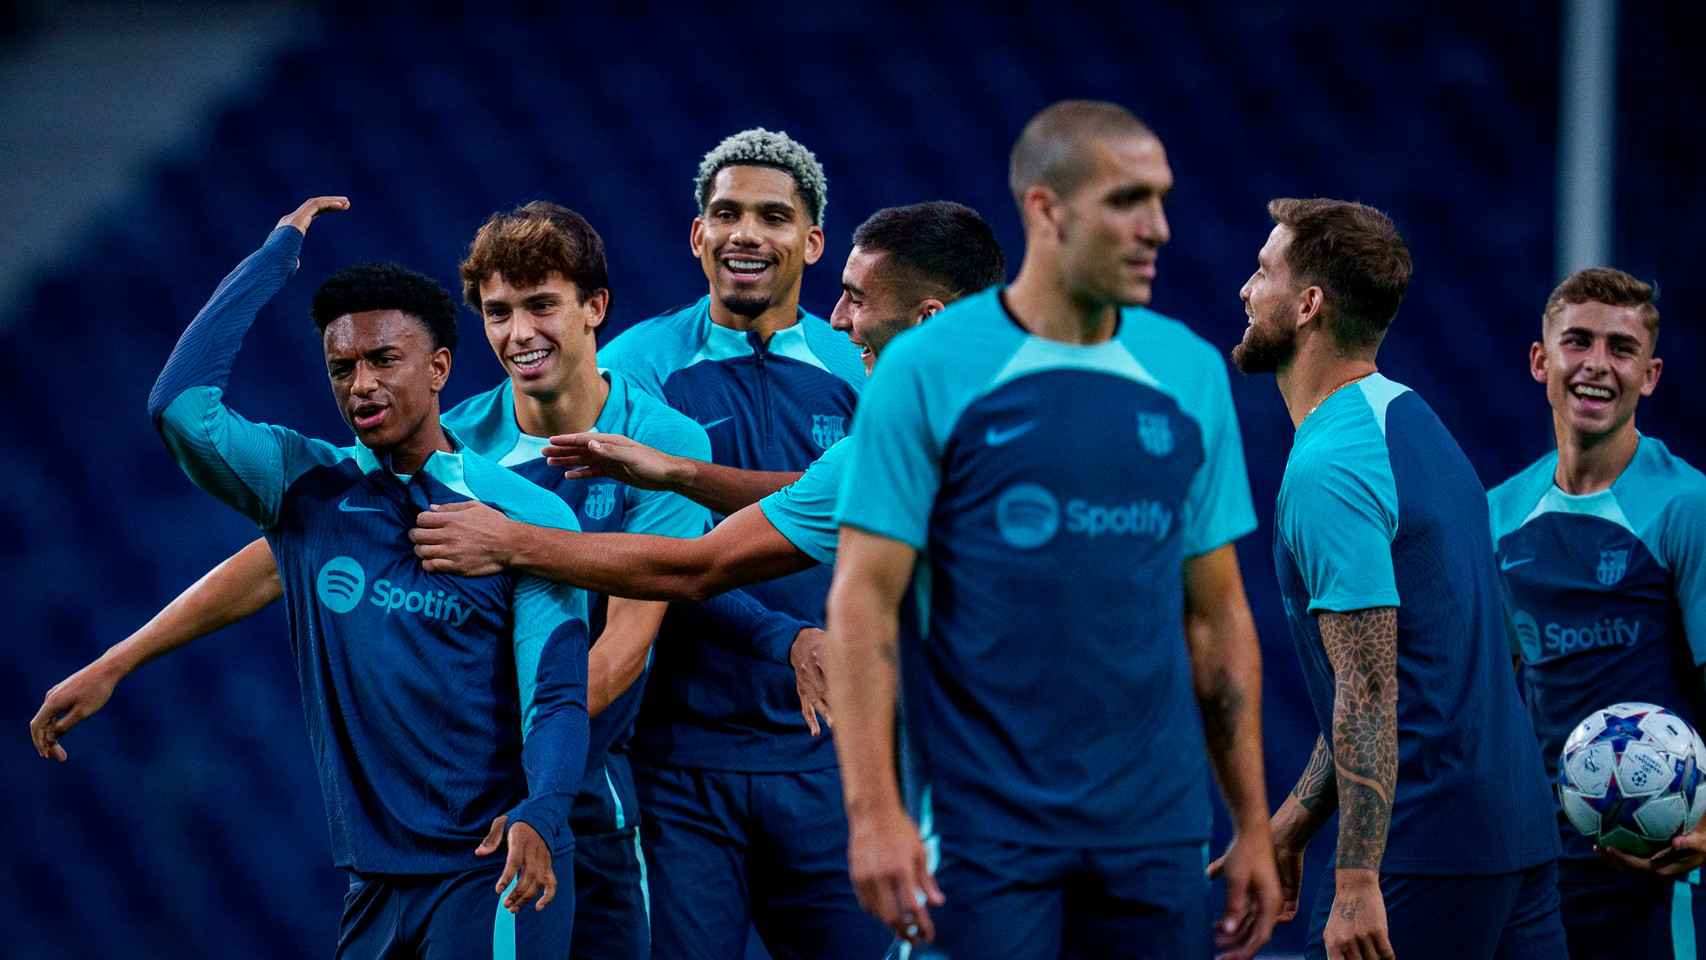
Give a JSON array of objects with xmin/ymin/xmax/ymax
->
[
  {"xmin": 583, "ymin": 482, "xmax": 617, "ymax": 522},
  {"xmin": 1137, "ymin": 412, "xmax": 1173, "ymax": 457},
  {"xmin": 811, "ymin": 414, "xmax": 846, "ymax": 450},
  {"xmin": 1595, "ymin": 549, "xmax": 1628, "ymax": 587}
]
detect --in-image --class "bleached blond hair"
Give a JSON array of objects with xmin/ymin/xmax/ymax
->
[{"xmin": 694, "ymin": 127, "xmax": 827, "ymax": 226}]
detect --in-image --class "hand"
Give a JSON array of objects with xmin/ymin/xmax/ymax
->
[
  {"xmin": 411, "ymin": 501, "xmax": 517, "ymax": 576},
  {"xmin": 276, "ymin": 196, "xmax": 349, "ymax": 236},
  {"xmin": 30, "ymin": 658, "xmax": 125, "ymax": 762},
  {"xmin": 1323, "ymin": 870, "xmax": 1394, "ymax": 960},
  {"xmin": 847, "ymin": 803, "xmax": 944, "ymax": 944},
  {"xmin": 476, "ymin": 815, "xmax": 558, "ymax": 913},
  {"xmin": 790, "ymin": 627, "xmax": 832, "ymax": 736},
  {"xmin": 1597, "ymin": 823, "xmax": 1706, "ymax": 877},
  {"xmin": 1203, "ymin": 826, "xmax": 1282, "ymax": 960},
  {"xmin": 544, "ymin": 433, "xmax": 683, "ymax": 491}
]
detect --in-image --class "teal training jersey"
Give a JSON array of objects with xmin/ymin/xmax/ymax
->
[
  {"xmin": 836, "ymin": 287, "xmax": 1254, "ymax": 848},
  {"xmin": 149, "ymin": 226, "xmax": 591, "ymax": 873},
  {"xmin": 1274, "ymin": 374, "xmax": 1558, "ymax": 875},
  {"xmin": 1488, "ymin": 435, "xmax": 1706, "ymax": 860},
  {"xmin": 758, "ymin": 436, "xmax": 851, "ymax": 564}
]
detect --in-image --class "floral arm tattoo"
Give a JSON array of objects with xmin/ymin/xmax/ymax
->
[{"xmin": 1318, "ymin": 607, "xmax": 1399, "ymax": 871}]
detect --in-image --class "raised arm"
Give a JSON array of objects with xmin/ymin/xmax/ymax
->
[
  {"xmin": 1183, "ymin": 543, "xmax": 1278, "ymax": 959},
  {"xmin": 148, "ymin": 197, "xmax": 349, "ymax": 525},
  {"xmin": 546, "ymin": 431, "xmax": 801, "ymax": 515},
  {"xmin": 29, "ymin": 538, "xmax": 282, "ymax": 761},
  {"xmin": 1319, "ymin": 605, "xmax": 1400, "ymax": 959}
]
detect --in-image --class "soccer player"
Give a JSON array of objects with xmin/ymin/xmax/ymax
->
[
  {"xmin": 148, "ymin": 196, "xmax": 589, "ymax": 954},
  {"xmin": 578, "ymin": 128, "xmax": 887, "ymax": 960},
  {"xmin": 826, "ymin": 101, "xmax": 1280, "ymax": 959},
  {"xmin": 1230, "ymin": 197, "xmax": 1564, "ymax": 959},
  {"xmin": 31, "ymin": 200, "xmax": 819, "ymax": 960},
  {"xmin": 409, "ymin": 201, "xmax": 1004, "ymax": 732},
  {"xmin": 1486, "ymin": 267, "xmax": 1706, "ymax": 958}
]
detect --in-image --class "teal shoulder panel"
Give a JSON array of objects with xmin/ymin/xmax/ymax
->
[
  {"xmin": 600, "ymin": 298, "xmax": 710, "ymax": 398},
  {"xmin": 1487, "ymin": 452, "xmax": 1557, "ymax": 544},
  {"xmin": 442, "ymin": 381, "xmax": 520, "ymax": 463}
]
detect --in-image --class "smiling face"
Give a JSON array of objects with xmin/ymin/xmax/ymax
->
[
  {"xmin": 829, "ymin": 246, "xmax": 928, "ymax": 374},
  {"xmin": 477, "ymin": 270, "xmax": 605, "ymax": 402},
  {"xmin": 1050, "ymin": 133, "xmax": 1172, "ymax": 307},
  {"xmin": 323, "ymin": 309, "xmax": 451, "ymax": 451},
  {"xmin": 1533, "ymin": 300, "xmax": 1661, "ymax": 443},
  {"xmin": 691, "ymin": 165, "xmax": 825, "ymax": 319},
  {"xmin": 1232, "ymin": 224, "xmax": 1305, "ymax": 373}
]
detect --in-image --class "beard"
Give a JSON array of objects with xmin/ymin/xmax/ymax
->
[
  {"xmin": 719, "ymin": 289, "xmax": 774, "ymax": 319},
  {"xmin": 1231, "ymin": 311, "xmax": 1297, "ymax": 373}
]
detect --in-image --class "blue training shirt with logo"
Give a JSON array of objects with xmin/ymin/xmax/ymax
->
[
  {"xmin": 445, "ymin": 372, "xmax": 707, "ymax": 837},
  {"xmin": 148, "ymin": 225, "xmax": 591, "ymax": 875},
  {"xmin": 600, "ymin": 294, "xmax": 863, "ymax": 772},
  {"xmin": 835, "ymin": 287, "xmax": 1255, "ymax": 848},
  {"xmin": 1274, "ymin": 373, "xmax": 1559, "ymax": 874},
  {"xmin": 1488, "ymin": 436, "xmax": 1706, "ymax": 861}
]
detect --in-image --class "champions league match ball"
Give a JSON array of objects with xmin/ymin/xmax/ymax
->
[{"xmin": 1558, "ymin": 702, "xmax": 1706, "ymax": 856}]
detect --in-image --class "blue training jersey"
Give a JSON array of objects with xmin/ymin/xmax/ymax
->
[
  {"xmin": 148, "ymin": 226, "xmax": 591, "ymax": 874},
  {"xmin": 835, "ymin": 288, "xmax": 1255, "ymax": 848},
  {"xmin": 600, "ymin": 295, "xmax": 863, "ymax": 771},
  {"xmin": 444, "ymin": 372, "xmax": 708, "ymax": 836},
  {"xmin": 758, "ymin": 435, "xmax": 851, "ymax": 565},
  {"xmin": 1488, "ymin": 436, "xmax": 1706, "ymax": 861},
  {"xmin": 1274, "ymin": 373, "xmax": 1558, "ymax": 875}
]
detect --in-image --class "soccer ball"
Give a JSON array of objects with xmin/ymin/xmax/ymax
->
[{"xmin": 1558, "ymin": 702, "xmax": 1706, "ymax": 856}]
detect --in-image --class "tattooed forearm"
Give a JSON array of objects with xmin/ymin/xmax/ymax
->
[
  {"xmin": 1196, "ymin": 668, "xmax": 1247, "ymax": 757},
  {"xmin": 877, "ymin": 640, "xmax": 897, "ymax": 666},
  {"xmin": 1290, "ymin": 734, "xmax": 1338, "ymax": 815},
  {"xmin": 1318, "ymin": 607, "xmax": 1399, "ymax": 872}
]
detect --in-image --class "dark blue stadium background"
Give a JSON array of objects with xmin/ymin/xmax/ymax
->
[{"xmin": 2, "ymin": 2, "xmax": 1697, "ymax": 956}]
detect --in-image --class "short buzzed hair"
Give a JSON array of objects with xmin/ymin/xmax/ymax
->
[
  {"xmin": 851, "ymin": 201, "xmax": 1005, "ymax": 300},
  {"xmin": 1268, "ymin": 197, "xmax": 1412, "ymax": 351},
  {"xmin": 1543, "ymin": 267, "xmax": 1660, "ymax": 337},
  {"xmin": 1009, "ymin": 100, "xmax": 1154, "ymax": 207},
  {"xmin": 694, "ymin": 128, "xmax": 828, "ymax": 226}
]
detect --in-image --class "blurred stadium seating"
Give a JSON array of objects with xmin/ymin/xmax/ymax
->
[{"xmin": 1, "ymin": 2, "xmax": 1696, "ymax": 955}]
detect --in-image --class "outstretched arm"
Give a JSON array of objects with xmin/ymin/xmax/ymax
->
[
  {"xmin": 29, "ymin": 538, "xmax": 282, "ymax": 761},
  {"xmin": 412, "ymin": 499, "xmax": 816, "ymax": 602},
  {"xmin": 546, "ymin": 432, "xmax": 801, "ymax": 515},
  {"xmin": 1183, "ymin": 544, "xmax": 1278, "ymax": 959}
]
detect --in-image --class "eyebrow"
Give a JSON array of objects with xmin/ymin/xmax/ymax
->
[{"xmin": 841, "ymin": 280, "xmax": 865, "ymax": 296}]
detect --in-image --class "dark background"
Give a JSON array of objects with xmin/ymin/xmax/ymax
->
[{"xmin": 2, "ymin": 2, "xmax": 1697, "ymax": 956}]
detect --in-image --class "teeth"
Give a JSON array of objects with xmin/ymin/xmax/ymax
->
[
  {"xmin": 512, "ymin": 349, "xmax": 550, "ymax": 366},
  {"xmin": 1573, "ymin": 384, "xmax": 1613, "ymax": 400},
  {"xmin": 727, "ymin": 259, "xmax": 768, "ymax": 271}
]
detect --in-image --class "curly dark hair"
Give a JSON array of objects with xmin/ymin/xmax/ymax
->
[{"xmin": 311, "ymin": 262, "xmax": 459, "ymax": 352}]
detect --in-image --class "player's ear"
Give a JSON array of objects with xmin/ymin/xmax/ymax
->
[
  {"xmin": 804, "ymin": 224, "xmax": 825, "ymax": 266},
  {"xmin": 689, "ymin": 216, "xmax": 707, "ymax": 259},
  {"xmin": 916, "ymin": 298, "xmax": 946, "ymax": 326},
  {"xmin": 1297, "ymin": 286, "xmax": 1325, "ymax": 328},
  {"xmin": 1529, "ymin": 341, "xmax": 1547, "ymax": 385},
  {"xmin": 1023, "ymin": 184, "xmax": 1058, "ymax": 236},
  {"xmin": 429, "ymin": 346, "xmax": 452, "ymax": 394},
  {"xmin": 1640, "ymin": 356, "xmax": 1662, "ymax": 396},
  {"xmin": 582, "ymin": 288, "xmax": 610, "ymax": 331}
]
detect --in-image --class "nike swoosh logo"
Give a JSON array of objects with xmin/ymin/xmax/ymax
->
[
  {"xmin": 338, "ymin": 498, "xmax": 386, "ymax": 514},
  {"xmin": 985, "ymin": 421, "xmax": 1037, "ymax": 447},
  {"xmin": 700, "ymin": 416, "xmax": 733, "ymax": 430},
  {"xmin": 1499, "ymin": 557, "xmax": 1534, "ymax": 571}
]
